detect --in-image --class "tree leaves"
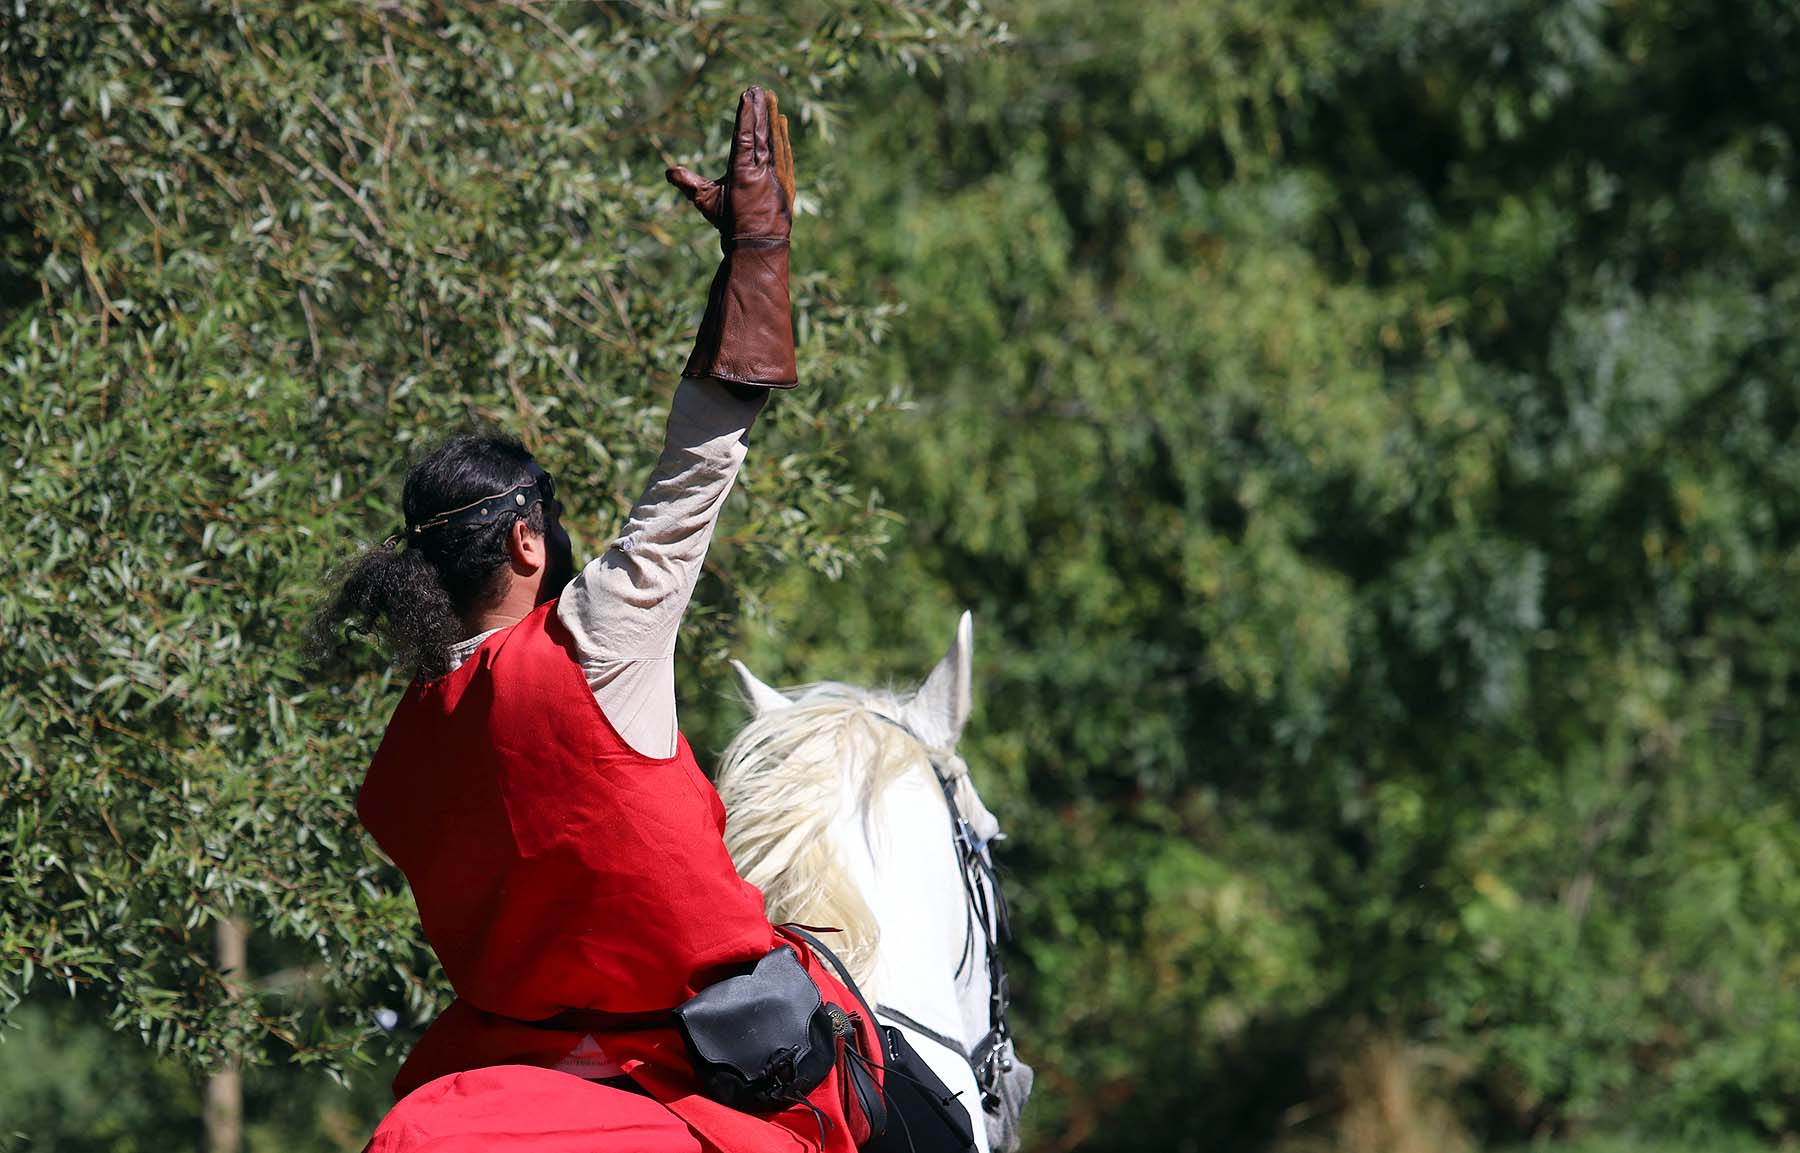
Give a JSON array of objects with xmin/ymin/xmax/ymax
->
[
  {"xmin": 0, "ymin": 0, "xmax": 1003, "ymax": 1079},
  {"xmin": 737, "ymin": 0, "xmax": 1800, "ymax": 1146}
]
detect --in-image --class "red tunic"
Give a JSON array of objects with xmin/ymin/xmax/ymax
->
[{"xmin": 358, "ymin": 602, "xmax": 877, "ymax": 1153}]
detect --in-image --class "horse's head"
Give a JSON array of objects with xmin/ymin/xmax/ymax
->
[{"xmin": 717, "ymin": 612, "xmax": 1030, "ymax": 1152}]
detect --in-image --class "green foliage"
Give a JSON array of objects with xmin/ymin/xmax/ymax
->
[
  {"xmin": 9, "ymin": 0, "xmax": 1800, "ymax": 1150},
  {"xmin": 0, "ymin": 993, "xmax": 390, "ymax": 1153},
  {"xmin": 0, "ymin": 0, "xmax": 1001, "ymax": 1084},
  {"xmin": 0, "ymin": 999, "xmax": 201, "ymax": 1153},
  {"xmin": 729, "ymin": 0, "xmax": 1800, "ymax": 1149}
]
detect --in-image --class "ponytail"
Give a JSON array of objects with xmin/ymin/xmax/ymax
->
[{"xmin": 309, "ymin": 537, "xmax": 463, "ymax": 679}]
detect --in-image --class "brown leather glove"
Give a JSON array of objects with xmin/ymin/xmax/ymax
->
[{"xmin": 667, "ymin": 86, "xmax": 798, "ymax": 388}]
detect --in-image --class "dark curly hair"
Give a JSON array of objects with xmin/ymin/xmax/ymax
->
[{"xmin": 310, "ymin": 432, "xmax": 548, "ymax": 680}]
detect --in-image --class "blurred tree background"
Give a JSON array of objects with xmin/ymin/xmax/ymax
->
[{"xmin": 5, "ymin": 1, "xmax": 1800, "ymax": 1151}]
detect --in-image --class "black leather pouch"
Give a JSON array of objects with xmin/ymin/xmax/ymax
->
[
  {"xmin": 865, "ymin": 1023, "xmax": 977, "ymax": 1153},
  {"xmin": 673, "ymin": 944, "xmax": 837, "ymax": 1112}
]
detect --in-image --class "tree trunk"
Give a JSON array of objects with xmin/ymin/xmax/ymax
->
[{"xmin": 204, "ymin": 916, "xmax": 247, "ymax": 1153}]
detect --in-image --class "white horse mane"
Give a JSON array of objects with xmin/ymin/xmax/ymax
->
[{"xmin": 716, "ymin": 680, "xmax": 971, "ymax": 988}]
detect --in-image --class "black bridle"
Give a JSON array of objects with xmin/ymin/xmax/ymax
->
[{"xmin": 871, "ymin": 717, "xmax": 1017, "ymax": 1114}]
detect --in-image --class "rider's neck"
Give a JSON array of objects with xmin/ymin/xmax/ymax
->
[{"xmin": 464, "ymin": 571, "xmax": 543, "ymax": 638}]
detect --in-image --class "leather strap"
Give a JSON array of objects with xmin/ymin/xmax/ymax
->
[
  {"xmin": 781, "ymin": 924, "xmax": 879, "ymax": 1026},
  {"xmin": 864, "ymin": 713, "xmax": 1017, "ymax": 1113},
  {"xmin": 596, "ymin": 1074, "xmax": 654, "ymax": 1098},
  {"xmin": 515, "ymin": 1006, "xmax": 673, "ymax": 1033},
  {"xmin": 875, "ymin": 1005, "xmax": 971, "ymax": 1063}
]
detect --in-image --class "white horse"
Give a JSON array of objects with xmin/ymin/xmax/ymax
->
[{"xmin": 717, "ymin": 612, "xmax": 1032, "ymax": 1153}]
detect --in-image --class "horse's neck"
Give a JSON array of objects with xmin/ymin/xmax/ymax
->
[{"xmin": 836, "ymin": 765, "xmax": 987, "ymax": 1048}]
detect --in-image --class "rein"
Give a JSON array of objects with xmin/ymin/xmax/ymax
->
[{"xmin": 869, "ymin": 714, "xmax": 1018, "ymax": 1114}]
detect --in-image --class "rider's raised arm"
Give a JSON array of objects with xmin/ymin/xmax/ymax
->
[
  {"xmin": 555, "ymin": 379, "xmax": 764, "ymax": 758},
  {"xmin": 557, "ymin": 86, "xmax": 796, "ymax": 758}
]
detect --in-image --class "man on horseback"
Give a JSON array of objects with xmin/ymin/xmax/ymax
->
[{"xmin": 314, "ymin": 88, "xmax": 885, "ymax": 1153}]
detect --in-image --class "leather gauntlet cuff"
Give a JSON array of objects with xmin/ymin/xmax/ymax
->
[{"xmin": 682, "ymin": 238, "xmax": 797, "ymax": 389}]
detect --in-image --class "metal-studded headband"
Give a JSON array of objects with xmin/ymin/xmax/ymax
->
[{"xmin": 388, "ymin": 462, "xmax": 558, "ymax": 547}]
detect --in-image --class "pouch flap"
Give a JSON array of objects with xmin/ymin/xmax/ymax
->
[{"xmin": 674, "ymin": 945, "xmax": 822, "ymax": 1075}]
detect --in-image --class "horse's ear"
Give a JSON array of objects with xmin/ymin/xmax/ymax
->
[
  {"xmin": 731, "ymin": 659, "xmax": 793, "ymax": 715},
  {"xmin": 910, "ymin": 611, "xmax": 973, "ymax": 746}
]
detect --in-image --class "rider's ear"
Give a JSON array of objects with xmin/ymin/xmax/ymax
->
[
  {"xmin": 908, "ymin": 611, "xmax": 973, "ymax": 747},
  {"xmin": 507, "ymin": 519, "xmax": 543, "ymax": 574},
  {"xmin": 731, "ymin": 659, "xmax": 793, "ymax": 715}
]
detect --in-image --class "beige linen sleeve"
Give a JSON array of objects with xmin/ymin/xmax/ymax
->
[{"xmin": 555, "ymin": 377, "xmax": 766, "ymax": 758}]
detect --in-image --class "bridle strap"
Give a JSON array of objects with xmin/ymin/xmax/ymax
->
[
  {"xmin": 876, "ymin": 1004, "xmax": 972, "ymax": 1062},
  {"xmin": 868, "ymin": 712, "xmax": 1016, "ymax": 1112}
]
